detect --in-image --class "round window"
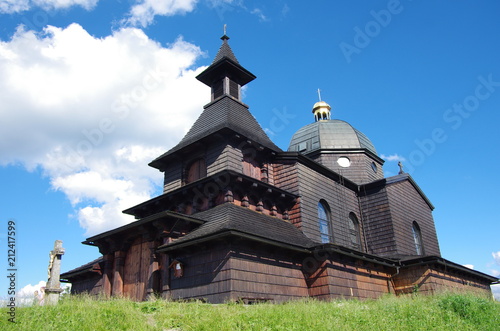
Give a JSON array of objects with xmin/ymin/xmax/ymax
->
[
  {"xmin": 371, "ymin": 162, "xmax": 378, "ymax": 173},
  {"xmin": 337, "ymin": 157, "xmax": 351, "ymax": 168}
]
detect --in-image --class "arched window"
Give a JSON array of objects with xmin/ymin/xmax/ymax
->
[
  {"xmin": 318, "ymin": 201, "xmax": 332, "ymax": 243},
  {"xmin": 185, "ymin": 158, "xmax": 206, "ymax": 184},
  {"xmin": 412, "ymin": 222, "xmax": 424, "ymax": 255},
  {"xmin": 348, "ymin": 213, "xmax": 361, "ymax": 249}
]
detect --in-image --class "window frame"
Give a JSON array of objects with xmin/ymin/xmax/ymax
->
[
  {"xmin": 412, "ymin": 221, "xmax": 424, "ymax": 255},
  {"xmin": 348, "ymin": 212, "xmax": 361, "ymax": 250},
  {"xmin": 318, "ymin": 200, "xmax": 332, "ymax": 244}
]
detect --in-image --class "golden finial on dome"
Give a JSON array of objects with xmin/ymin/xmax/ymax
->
[{"xmin": 313, "ymin": 88, "xmax": 331, "ymax": 121}]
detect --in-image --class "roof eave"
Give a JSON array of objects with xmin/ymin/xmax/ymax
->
[
  {"xmin": 157, "ymin": 229, "xmax": 312, "ymax": 254},
  {"xmin": 149, "ymin": 124, "xmax": 281, "ymax": 170},
  {"xmin": 83, "ymin": 211, "xmax": 205, "ymax": 245},
  {"xmin": 400, "ymin": 255, "xmax": 499, "ymax": 282},
  {"xmin": 196, "ymin": 57, "xmax": 256, "ymax": 86}
]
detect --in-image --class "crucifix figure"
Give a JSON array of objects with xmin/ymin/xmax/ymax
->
[{"xmin": 44, "ymin": 240, "xmax": 65, "ymax": 305}]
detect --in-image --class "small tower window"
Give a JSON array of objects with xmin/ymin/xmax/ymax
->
[
  {"xmin": 348, "ymin": 213, "xmax": 361, "ymax": 249},
  {"xmin": 412, "ymin": 221, "xmax": 424, "ymax": 255},
  {"xmin": 229, "ymin": 79, "xmax": 240, "ymax": 99},
  {"xmin": 212, "ymin": 79, "xmax": 224, "ymax": 100},
  {"xmin": 185, "ymin": 158, "xmax": 207, "ymax": 184},
  {"xmin": 318, "ymin": 200, "xmax": 332, "ymax": 243}
]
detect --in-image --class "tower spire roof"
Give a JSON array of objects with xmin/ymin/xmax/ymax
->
[
  {"xmin": 212, "ymin": 26, "xmax": 239, "ymax": 64},
  {"xmin": 212, "ymin": 33, "xmax": 239, "ymax": 64},
  {"xmin": 149, "ymin": 32, "xmax": 280, "ymax": 170},
  {"xmin": 196, "ymin": 33, "xmax": 255, "ymax": 87}
]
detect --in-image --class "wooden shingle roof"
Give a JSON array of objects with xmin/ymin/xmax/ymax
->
[
  {"xmin": 150, "ymin": 96, "xmax": 281, "ymax": 168},
  {"xmin": 60, "ymin": 257, "xmax": 103, "ymax": 280},
  {"xmin": 212, "ymin": 34, "xmax": 239, "ymax": 64},
  {"xmin": 158, "ymin": 203, "xmax": 314, "ymax": 252}
]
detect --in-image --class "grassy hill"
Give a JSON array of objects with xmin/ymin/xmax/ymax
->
[{"xmin": 2, "ymin": 293, "xmax": 499, "ymax": 330}]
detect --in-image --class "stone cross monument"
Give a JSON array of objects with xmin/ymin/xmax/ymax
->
[{"xmin": 44, "ymin": 240, "xmax": 65, "ymax": 305}]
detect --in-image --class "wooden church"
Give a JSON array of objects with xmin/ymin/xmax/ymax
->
[{"xmin": 61, "ymin": 34, "xmax": 497, "ymax": 302}]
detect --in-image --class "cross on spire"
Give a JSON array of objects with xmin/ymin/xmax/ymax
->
[{"xmin": 317, "ymin": 88, "xmax": 322, "ymax": 101}]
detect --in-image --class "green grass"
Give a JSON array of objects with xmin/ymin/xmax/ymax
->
[{"xmin": 2, "ymin": 293, "xmax": 499, "ymax": 330}]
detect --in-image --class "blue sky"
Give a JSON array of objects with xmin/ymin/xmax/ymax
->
[{"xmin": 1, "ymin": 0, "xmax": 499, "ymax": 301}]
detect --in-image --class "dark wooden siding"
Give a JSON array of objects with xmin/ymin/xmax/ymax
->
[
  {"xmin": 385, "ymin": 180, "xmax": 440, "ymax": 257},
  {"xmin": 308, "ymin": 258, "xmax": 392, "ymax": 300},
  {"xmin": 229, "ymin": 244, "xmax": 308, "ymax": 302},
  {"xmin": 166, "ymin": 241, "xmax": 308, "ymax": 303},
  {"xmin": 69, "ymin": 275, "xmax": 103, "ymax": 296},
  {"xmin": 163, "ymin": 163, "xmax": 182, "ymax": 193},
  {"xmin": 359, "ymin": 185, "xmax": 398, "ymax": 257},
  {"xmin": 163, "ymin": 140, "xmax": 242, "ymax": 194},
  {"xmin": 167, "ymin": 243, "xmax": 232, "ymax": 303},
  {"xmin": 393, "ymin": 265, "xmax": 492, "ymax": 296},
  {"xmin": 123, "ymin": 237, "xmax": 151, "ymax": 301},
  {"xmin": 207, "ymin": 142, "xmax": 241, "ymax": 175},
  {"xmin": 295, "ymin": 163, "xmax": 363, "ymax": 249},
  {"xmin": 312, "ymin": 153, "xmax": 383, "ymax": 184}
]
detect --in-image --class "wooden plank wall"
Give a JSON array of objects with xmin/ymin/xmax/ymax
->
[
  {"xmin": 313, "ymin": 153, "xmax": 383, "ymax": 185},
  {"xmin": 359, "ymin": 186, "xmax": 398, "ymax": 257},
  {"xmin": 123, "ymin": 237, "xmax": 151, "ymax": 301},
  {"xmin": 166, "ymin": 242, "xmax": 309, "ymax": 303},
  {"xmin": 168, "ymin": 243, "xmax": 232, "ymax": 303},
  {"xmin": 393, "ymin": 265, "xmax": 492, "ymax": 297},
  {"xmin": 70, "ymin": 275, "xmax": 103, "ymax": 296},
  {"xmin": 308, "ymin": 258, "xmax": 392, "ymax": 300},
  {"xmin": 295, "ymin": 163, "xmax": 364, "ymax": 250},
  {"xmin": 207, "ymin": 142, "xmax": 242, "ymax": 175},
  {"xmin": 229, "ymin": 244, "xmax": 309, "ymax": 302},
  {"xmin": 385, "ymin": 180, "xmax": 441, "ymax": 256},
  {"xmin": 273, "ymin": 161, "xmax": 302, "ymax": 227},
  {"xmin": 163, "ymin": 140, "xmax": 238, "ymax": 194}
]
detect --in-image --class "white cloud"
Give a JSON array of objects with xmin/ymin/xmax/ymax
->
[
  {"xmin": 15, "ymin": 280, "xmax": 71, "ymax": 306},
  {"xmin": 381, "ymin": 154, "xmax": 406, "ymax": 162},
  {"xmin": 0, "ymin": 0, "xmax": 30, "ymax": 13},
  {"xmin": 16, "ymin": 280, "xmax": 45, "ymax": 306},
  {"xmin": 493, "ymin": 251, "xmax": 500, "ymax": 265},
  {"xmin": 463, "ymin": 264, "xmax": 474, "ymax": 270},
  {"xmin": 33, "ymin": 0, "xmax": 98, "ymax": 10},
  {"xmin": 0, "ymin": 0, "xmax": 97, "ymax": 13},
  {"xmin": 124, "ymin": 0, "xmax": 197, "ymax": 27},
  {"xmin": 250, "ymin": 8, "xmax": 268, "ymax": 22},
  {"xmin": 206, "ymin": 0, "xmax": 270, "ymax": 23},
  {"xmin": 0, "ymin": 23, "xmax": 208, "ymax": 236}
]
